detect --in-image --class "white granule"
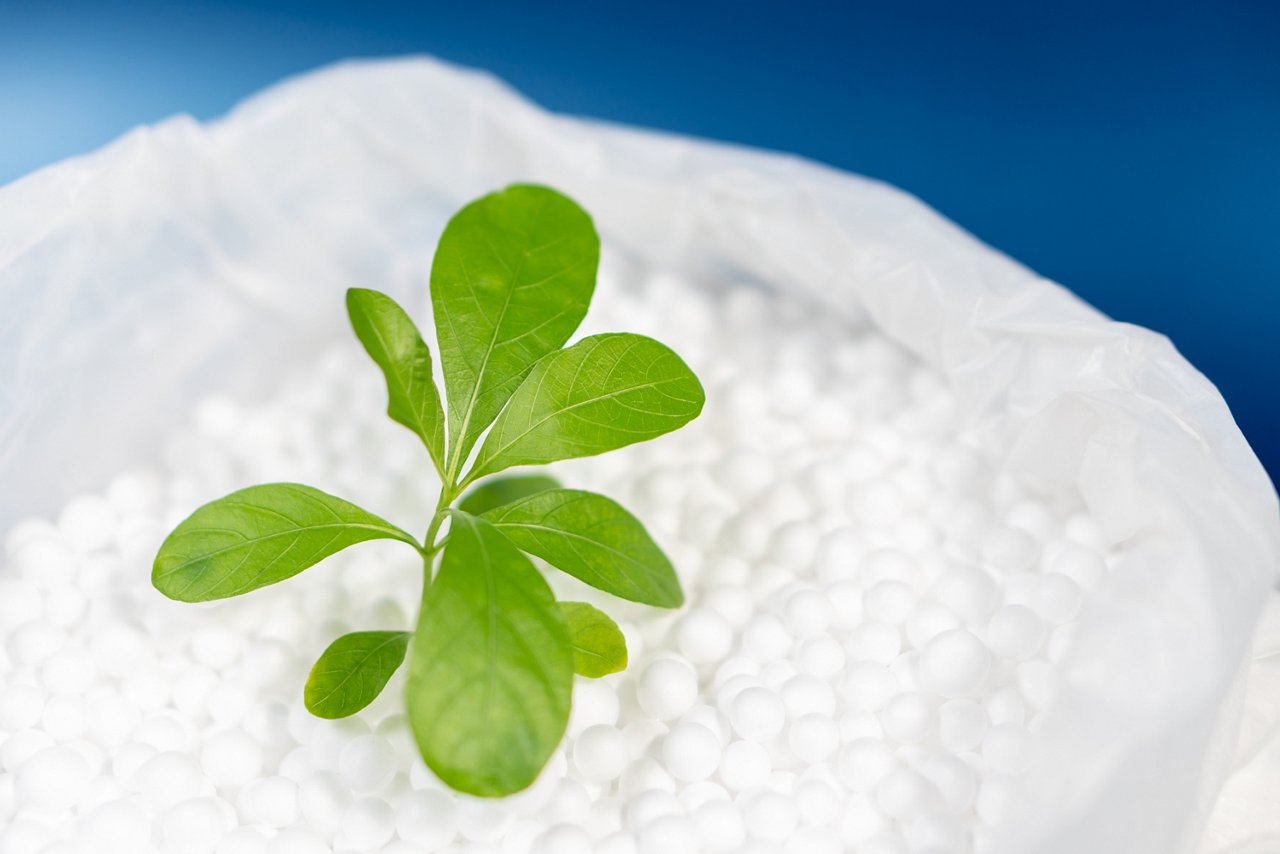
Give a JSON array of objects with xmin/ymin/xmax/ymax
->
[{"xmin": 0, "ymin": 262, "xmax": 1116, "ymax": 853}]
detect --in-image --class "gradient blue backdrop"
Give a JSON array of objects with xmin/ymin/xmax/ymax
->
[{"xmin": 3, "ymin": 0, "xmax": 1276, "ymax": 485}]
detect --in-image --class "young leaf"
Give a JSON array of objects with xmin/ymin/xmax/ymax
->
[
  {"xmin": 458, "ymin": 473, "xmax": 561, "ymax": 515},
  {"xmin": 560, "ymin": 602, "xmax": 627, "ymax": 678},
  {"xmin": 483, "ymin": 489, "xmax": 683, "ymax": 608},
  {"xmin": 152, "ymin": 484, "xmax": 418, "ymax": 602},
  {"xmin": 431, "ymin": 184, "xmax": 599, "ymax": 476},
  {"xmin": 346, "ymin": 288, "xmax": 447, "ymax": 473},
  {"xmin": 407, "ymin": 512, "xmax": 573, "ymax": 797},
  {"xmin": 468, "ymin": 333, "xmax": 704, "ymax": 482},
  {"xmin": 305, "ymin": 631, "xmax": 411, "ymax": 719}
]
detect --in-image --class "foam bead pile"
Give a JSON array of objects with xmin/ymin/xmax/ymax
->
[{"xmin": 0, "ymin": 260, "xmax": 1115, "ymax": 853}]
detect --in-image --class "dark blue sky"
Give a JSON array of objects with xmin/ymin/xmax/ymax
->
[{"xmin": 2, "ymin": 0, "xmax": 1277, "ymax": 483}]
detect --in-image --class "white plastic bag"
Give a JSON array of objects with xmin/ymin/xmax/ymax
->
[{"xmin": 1, "ymin": 57, "xmax": 1277, "ymax": 853}]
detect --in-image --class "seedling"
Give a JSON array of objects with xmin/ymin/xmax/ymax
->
[{"xmin": 152, "ymin": 185, "xmax": 704, "ymax": 797}]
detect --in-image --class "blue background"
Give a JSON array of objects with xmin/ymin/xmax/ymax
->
[{"xmin": 3, "ymin": 0, "xmax": 1277, "ymax": 485}]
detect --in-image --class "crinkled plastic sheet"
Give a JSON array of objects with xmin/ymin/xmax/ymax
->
[{"xmin": 1, "ymin": 57, "xmax": 1277, "ymax": 853}]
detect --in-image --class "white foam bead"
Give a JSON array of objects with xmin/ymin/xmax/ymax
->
[
  {"xmin": 42, "ymin": 587, "xmax": 88, "ymax": 629},
  {"xmin": 533, "ymin": 824, "xmax": 593, "ymax": 854},
  {"xmin": 339, "ymin": 734, "xmax": 396, "ymax": 793},
  {"xmin": 1050, "ymin": 544, "xmax": 1106, "ymax": 589},
  {"xmin": 904, "ymin": 602, "xmax": 962, "ymax": 650},
  {"xmin": 836, "ymin": 739, "xmax": 896, "ymax": 794},
  {"xmin": 637, "ymin": 659, "xmax": 698, "ymax": 721},
  {"xmin": 840, "ymin": 711, "xmax": 885, "ymax": 742},
  {"xmin": 794, "ymin": 776, "xmax": 841, "ymax": 826},
  {"xmin": 565, "ymin": 677, "xmax": 619, "ymax": 738},
  {"xmin": 337, "ymin": 796, "xmax": 396, "ymax": 850},
  {"xmin": 620, "ymin": 757, "xmax": 677, "ymax": 798},
  {"xmin": 875, "ymin": 767, "xmax": 932, "ymax": 819},
  {"xmin": 0, "ymin": 819, "xmax": 55, "ymax": 854},
  {"xmin": 1048, "ymin": 622, "xmax": 1079, "ymax": 663},
  {"xmin": 932, "ymin": 566, "xmax": 997, "ymax": 625},
  {"xmin": 215, "ymin": 827, "xmax": 270, "ymax": 854},
  {"xmin": 162, "ymin": 797, "xmax": 230, "ymax": 854},
  {"xmin": 7, "ymin": 620, "xmax": 65, "ymax": 667},
  {"xmin": 545, "ymin": 778, "xmax": 591, "ymax": 825},
  {"xmin": 0, "ymin": 683, "xmax": 44, "ymax": 730},
  {"xmin": 741, "ymin": 789, "xmax": 798, "ymax": 842},
  {"xmin": 136, "ymin": 714, "xmax": 192, "ymax": 753},
  {"xmin": 837, "ymin": 662, "xmax": 894, "ymax": 713},
  {"xmin": 982, "ymin": 722, "xmax": 1034, "ymax": 775},
  {"xmin": 110, "ymin": 742, "xmax": 156, "ymax": 791},
  {"xmin": 625, "ymin": 788, "xmax": 682, "ymax": 830},
  {"xmin": 638, "ymin": 814, "xmax": 698, "ymax": 854},
  {"xmin": 662, "ymin": 722, "xmax": 721, "ymax": 783},
  {"xmin": 201, "ymin": 730, "xmax": 263, "ymax": 789},
  {"xmin": 825, "ymin": 580, "xmax": 863, "ymax": 630},
  {"xmin": 623, "ymin": 719, "xmax": 669, "ymax": 760},
  {"xmin": 395, "ymin": 789, "xmax": 457, "ymax": 848},
  {"xmin": 138, "ymin": 751, "xmax": 204, "ymax": 809},
  {"xmin": 675, "ymin": 610, "xmax": 733, "ymax": 664},
  {"xmin": 986, "ymin": 605, "xmax": 1046, "ymax": 661},
  {"xmin": 815, "ymin": 527, "xmax": 863, "ymax": 581},
  {"xmin": 277, "ymin": 747, "xmax": 315, "ymax": 783},
  {"xmin": 41, "ymin": 695, "xmax": 89, "ymax": 740},
  {"xmin": 767, "ymin": 520, "xmax": 820, "ymax": 572},
  {"xmin": 2, "ymin": 728, "xmax": 54, "ymax": 774},
  {"xmin": 981, "ymin": 527, "xmax": 1038, "ymax": 575},
  {"xmin": 781, "ymin": 589, "xmax": 832, "ymax": 639},
  {"xmin": 237, "ymin": 777, "xmax": 298, "ymax": 828},
  {"xmin": 191, "ymin": 626, "xmax": 245, "ymax": 672},
  {"xmin": 781, "ymin": 675, "xmax": 836, "ymax": 719},
  {"xmin": 882, "ymin": 693, "xmax": 934, "ymax": 744},
  {"xmin": 937, "ymin": 700, "xmax": 989, "ymax": 752},
  {"xmin": 15, "ymin": 744, "xmax": 90, "ymax": 811},
  {"xmin": 918, "ymin": 629, "xmax": 991, "ymax": 698},
  {"xmin": 0, "ymin": 580, "xmax": 42, "ymax": 631},
  {"xmin": 985, "ymin": 687, "xmax": 1026, "ymax": 725},
  {"xmin": 121, "ymin": 666, "xmax": 170, "ymax": 713},
  {"xmin": 679, "ymin": 781, "xmax": 729, "ymax": 812},
  {"xmin": 701, "ymin": 587, "xmax": 754, "ymax": 629},
  {"xmin": 295, "ymin": 771, "xmax": 350, "ymax": 834},
  {"xmin": 58, "ymin": 494, "xmax": 117, "ymax": 551},
  {"xmin": 729, "ymin": 687, "xmax": 785, "ymax": 743},
  {"xmin": 793, "ymin": 635, "xmax": 844, "ymax": 679},
  {"xmin": 80, "ymin": 797, "xmax": 150, "ymax": 849},
  {"xmin": 920, "ymin": 754, "xmax": 978, "ymax": 814},
  {"xmin": 715, "ymin": 510, "xmax": 772, "ymax": 560},
  {"xmin": 711, "ymin": 449, "xmax": 774, "ymax": 497},
  {"xmin": 598, "ymin": 831, "xmax": 641, "ymax": 854},
  {"xmin": 718, "ymin": 740, "xmax": 771, "ymax": 791},
  {"xmin": 845, "ymin": 622, "xmax": 901, "ymax": 665},
  {"xmin": 703, "ymin": 556, "xmax": 750, "ymax": 587},
  {"xmin": 713, "ymin": 657, "xmax": 760, "ymax": 689},
  {"xmin": 695, "ymin": 799, "xmax": 746, "ymax": 852},
  {"xmin": 1031, "ymin": 573, "xmax": 1082, "ymax": 625},
  {"xmin": 456, "ymin": 798, "xmax": 516, "ymax": 843},
  {"xmin": 760, "ymin": 659, "xmax": 799, "ymax": 692},
  {"xmin": 309, "ymin": 716, "xmax": 371, "ymax": 769},
  {"xmin": 268, "ymin": 829, "xmax": 329, "ymax": 854},
  {"xmin": 574, "ymin": 725, "xmax": 629, "ymax": 783},
  {"xmin": 788, "ymin": 714, "xmax": 839, "ymax": 764},
  {"xmin": 91, "ymin": 621, "xmax": 148, "ymax": 679},
  {"xmin": 863, "ymin": 581, "xmax": 915, "ymax": 625},
  {"xmin": 15, "ymin": 538, "xmax": 76, "ymax": 590},
  {"xmin": 974, "ymin": 775, "xmax": 1015, "ymax": 826}
]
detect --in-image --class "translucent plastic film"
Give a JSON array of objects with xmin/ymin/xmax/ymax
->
[{"xmin": 1, "ymin": 57, "xmax": 1277, "ymax": 852}]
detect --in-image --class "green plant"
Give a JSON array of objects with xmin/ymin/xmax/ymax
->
[{"xmin": 152, "ymin": 184, "xmax": 704, "ymax": 797}]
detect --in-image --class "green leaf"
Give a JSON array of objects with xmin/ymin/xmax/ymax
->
[
  {"xmin": 152, "ymin": 484, "xmax": 418, "ymax": 602},
  {"xmin": 483, "ymin": 488, "xmax": 683, "ymax": 608},
  {"xmin": 458, "ymin": 474, "xmax": 562, "ymax": 515},
  {"xmin": 469, "ymin": 333, "xmax": 704, "ymax": 482},
  {"xmin": 346, "ymin": 288, "xmax": 447, "ymax": 473},
  {"xmin": 431, "ymin": 184, "xmax": 599, "ymax": 476},
  {"xmin": 305, "ymin": 631, "xmax": 411, "ymax": 719},
  {"xmin": 407, "ymin": 512, "xmax": 572, "ymax": 797},
  {"xmin": 559, "ymin": 602, "xmax": 627, "ymax": 678}
]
